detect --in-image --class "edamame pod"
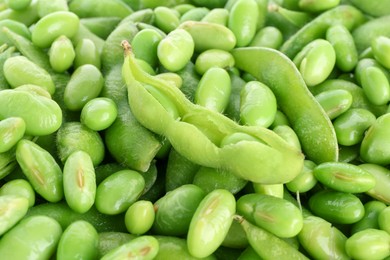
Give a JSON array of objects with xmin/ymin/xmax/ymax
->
[
  {"xmin": 194, "ymin": 49, "xmax": 234, "ymax": 75},
  {"xmin": 80, "ymin": 97, "xmax": 118, "ymax": 131},
  {"xmin": 314, "ymin": 89, "xmax": 353, "ymax": 120},
  {"xmin": 125, "ymin": 200, "xmax": 155, "ymax": 235},
  {"xmin": 0, "ymin": 117, "xmax": 25, "ymax": 153},
  {"xmin": 49, "ymin": 35, "xmax": 75, "ymax": 73},
  {"xmin": 0, "ymin": 195, "xmax": 29, "ymax": 235},
  {"xmin": 345, "ymin": 229, "xmax": 390, "ymax": 260}
]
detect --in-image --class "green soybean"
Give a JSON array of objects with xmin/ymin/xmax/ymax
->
[
  {"xmin": 180, "ymin": 7, "xmax": 209, "ymax": 23},
  {"xmin": 345, "ymin": 229, "xmax": 390, "ymax": 260},
  {"xmin": 249, "ymin": 26, "xmax": 284, "ymax": 49},
  {"xmin": 299, "ymin": 0, "xmax": 340, "ymax": 13},
  {"xmin": 80, "ymin": 17, "xmax": 122, "ymax": 40},
  {"xmin": 69, "ymin": 0, "xmax": 133, "ymax": 18},
  {"xmin": 80, "ymin": 97, "xmax": 118, "ymax": 131},
  {"xmin": 101, "ymin": 236, "xmax": 159, "ymax": 260},
  {"xmin": 125, "ymin": 200, "xmax": 155, "ymax": 235},
  {"xmin": 0, "ymin": 195, "xmax": 29, "ymax": 236},
  {"xmin": 132, "ymin": 28, "xmax": 164, "ymax": 68},
  {"xmin": 0, "ymin": 179, "xmax": 35, "ymax": 207},
  {"xmin": 201, "ymin": 7, "xmax": 229, "ymax": 25},
  {"xmin": 97, "ymin": 232, "xmax": 136, "ymax": 259},
  {"xmin": 49, "ymin": 35, "xmax": 75, "ymax": 73},
  {"xmin": 286, "ymin": 160, "xmax": 317, "ymax": 193},
  {"xmin": 0, "ymin": 117, "xmax": 25, "ymax": 153},
  {"xmin": 154, "ymin": 6, "xmax": 180, "ymax": 33},
  {"xmin": 359, "ymin": 164, "xmax": 390, "ymax": 204},
  {"xmin": 6, "ymin": 0, "xmax": 32, "ymax": 11},
  {"xmin": 0, "ymin": 19, "xmax": 31, "ymax": 46},
  {"xmin": 371, "ymin": 36, "xmax": 390, "ymax": 69},
  {"xmin": 37, "ymin": 0, "xmax": 68, "ymax": 18},
  {"xmin": 194, "ymin": 49, "xmax": 235, "ymax": 75},
  {"xmin": 378, "ymin": 206, "xmax": 390, "ymax": 234},
  {"xmin": 273, "ymin": 125, "xmax": 301, "ymax": 151},
  {"xmin": 314, "ymin": 89, "xmax": 353, "ymax": 120},
  {"xmin": 352, "ymin": 200, "xmax": 387, "ymax": 234}
]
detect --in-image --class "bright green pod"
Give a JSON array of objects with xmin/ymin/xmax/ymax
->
[
  {"xmin": 157, "ymin": 28, "xmax": 194, "ymax": 72},
  {"xmin": 154, "ymin": 6, "xmax": 180, "ymax": 33},
  {"xmin": 95, "ymin": 169, "xmax": 145, "ymax": 215},
  {"xmin": 333, "ymin": 108, "xmax": 376, "ymax": 146},
  {"xmin": 360, "ymin": 164, "xmax": 390, "ymax": 204},
  {"xmin": 194, "ymin": 49, "xmax": 235, "ymax": 75},
  {"xmin": 180, "ymin": 7, "xmax": 209, "ymax": 23},
  {"xmin": 153, "ymin": 184, "xmax": 205, "ymax": 236},
  {"xmin": 345, "ymin": 229, "xmax": 390, "ymax": 260},
  {"xmin": 360, "ymin": 66, "xmax": 390, "ymax": 106},
  {"xmin": 237, "ymin": 193, "xmax": 303, "ymax": 238},
  {"xmin": 57, "ymin": 220, "xmax": 99, "ymax": 260},
  {"xmin": 326, "ymin": 24, "xmax": 358, "ymax": 72},
  {"xmin": 249, "ymin": 26, "xmax": 283, "ymax": 49},
  {"xmin": 32, "ymin": 11, "xmax": 79, "ymax": 49},
  {"xmin": 0, "ymin": 216, "xmax": 62, "ymax": 259},
  {"xmin": 125, "ymin": 200, "xmax": 155, "ymax": 235},
  {"xmin": 378, "ymin": 206, "xmax": 390, "ymax": 234},
  {"xmin": 179, "ymin": 20, "xmax": 236, "ymax": 52},
  {"xmin": 273, "ymin": 125, "xmax": 301, "ymax": 151},
  {"xmin": 228, "ymin": 0, "xmax": 259, "ymax": 47},
  {"xmin": 286, "ymin": 159, "xmax": 317, "ymax": 193},
  {"xmin": 313, "ymin": 162, "xmax": 376, "ymax": 193},
  {"xmin": 351, "ymin": 201, "xmax": 387, "ymax": 234},
  {"xmin": 0, "ymin": 19, "xmax": 31, "ymax": 46},
  {"xmin": 73, "ymin": 38, "xmax": 101, "ymax": 70},
  {"xmin": 0, "ymin": 179, "xmax": 35, "ymax": 207},
  {"xmin": 64, "ymin": 64, "xmax": 104, "ymax": 111},
  {"xmin": 80, "ymin": 97, "xmax": 118, "ymax": 131},
  {"xmin": 101, "ymin": 236, "xmax": 159, "ymax": 260},
  {"xmin": 69, "ymin": 0, "xmax": 133, "ymax": 18},
  {"xmin": 193, "ymin": 167, "xmax": 247, "ymax": 194},
  {"xmin": 132, "ymin": 28, "xmax": 164, "ymax": 68},
  {"xmin": 314, "ymin": 89, "xmax": 353, "ymax": 120},
  {"xmin": 187, "ymin": 189, "xmax": 236, "ymax": 258},
  {"xmin": 0, "ymin": 195, "xmax": 29, "ymax": 236},
  {"xmin": 144, "ymin": 84, "xmax": 180, "ymax": 119},
  {"xmin": 56, "ymin": 122, "xmax": 105, "ymax": 166},
  {"xmin": 297, "ymin": 215, "xmax": 349, "ymax": 260},
  {"xmin": 360, "ymin": 113, "xmax": 390, "ymax": 165},
  {"xmin": 16, "ymin": 139, "xmax": 63, "ymax": 202},
  {"xmin": 3, "ymin": 55, "xmax": 55, "ymax": 95},
  {"xmin": 372, "ymin": 36, "xmax": 390, "ymax": 69},
  {"xmin": 0, "ymin": 117, "xmax": 25, "ymax": 153},
  {"xmin": 201, "ymin": 8, "xmax": 229, "ymax": 26},
  {"xmin": 309, "ymin": 190, "xmax": 365, "ymax": 224},
  {"xmin": 63, "ymin": 150, "xmax": 96, "ymax": 214},
  {"xmin": 5, "ymin": 0, "xmax": 32, "ymax": 11},
  {"xmin": 293, "ymin": 39, "xmax": 336, "ymax": 87},
  {"xmin": 37, "ymin": 0, "xmax": 68, "ymax": 18},
  {"xmin": 194, "ymin": 67, "xmax": 231, "ymax": 113},
  {"xmin": 49, "ymin": 35, "xmax": 75, "ymax": 73},
  {"xmin": 240, "ymin": 80, "xmax": 277, "ymax": 128}
]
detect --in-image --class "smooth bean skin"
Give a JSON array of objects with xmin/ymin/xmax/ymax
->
[
  {"xmin": 309, "ymin": 190, "xmax": 365, "ymax": 224},
  {"xmin": 194, "ymin": 49, "xmax": 235, "ymax": 75},
  {"xmin": 249, "ymin": 26, "xmax": 283, "ymax": 49},
  {"xmin": 37, "ymin": 0, "xmax": 69, "ymax": 18},
  {"xmin": 95, "ymin": 169, "xmax": 145, "ymax": 215},
  {"xmin": 0, "ymin": 117, "xmax": 25, "ymax": 153},
  {"xmin": 237, "ymin": 193, "xmax": 303, "ymax": 238},
  {"xmin": 333, "ymin": 108, "xmax": 376, "ymax": 146},
  {"xmin": 345, "ymin": 229, "xmax": 390, "ymax": 260},
  {"xmin": 348, "ymin": 0, "xmax": 390, "ymax": 17},
  {"xmin": 180, "ymin": 7, "xmax": 209, "ymax": 23},
  {"xmin": 145, "ymin": 84, "xmax": 180, "ymax": 119},
  {"xmin": 359, "ymin": 164, "xmax": 390, "ymax": 204},
  {"xmin": 378, "ymin": 206, "xmax": 390, "ymax": 234},
  {"xmin": 351, "ymin": 201, "xmax": 387, "ymax": 234},
  {"xmin": 0, "ymin": 216, "xmax": 62, "ymax": 260},
  {"xmin": 49, "ymin": 35, "xmax": 75, "ymax": 73},
  {"xmin": 286, "ymin": 160, "xmax": 317, "ymax": 193},
  {"xmin": 360, "ymin": 113, "xmax": 390, "ymax": 165},
  {"xmin": 0, "ymin": 179, "xmax": 35, "ymax": 207},
  {"xmin": 273, "ymin": 125, "xmax": 301, "ymax": 151},
  {"xmin": 74, "ymin": 38, "xmax": 101, "ymax": 69},
  {"xmin": 358, "ymin": 64, "xmax": 390, "ymax": 106},
  {"xmin": 201, "ymin": 7, "xmax": 229, "ymax": 25},
  {"xmin": 101, "ymin": 235, "xmax": 159, "ymax": 260},
  {"xmin": 125, "ymin": 200, "xmax": 155, "ymax": 235},
  {"xmin": 80, "ymin": 97, "xmax": 118, "ymax": 131},
  {"xmin": 155, "ymin": 72, "xmax": 183, "ymax": 89},
  {"xmin": 3, "ymin": 55, "xmax": 55, "ymax": 94},
  {"xmin": 16, "ymin": 139, "xmax": 63, "ymax": 203},
  {"xmin": 6, "ymin": 0, "xmax": 32, "ymax": 11},
  {"xmin": 63, "ymin": 150, "xmax": 96, "ymax": 214},
  {"xmin": 31, "ymin": 11, "xmax": 79, "ymax": 48},
  {"xmin": 194, "ymin": 67, "xmax": 231, "ymax": 113},
  {"xmin": 157, "ymin": 28, "xmax": 194, "ymax": 72},
  {"xmin": 371, "ymin": 36, "xmax": 390, "ymax": 69},
  {"xmin": 56, "ymin": 220, "xmax": 99, "ymax": 260},
  {"xmin": 132, "ymin": 28, "xmax": 163, "ymax": 68},
  {"xmin": 314, "ymin": 89, "xmax": 353, "ymax": 120},
  {"xmin": 313, "ymin": 162, "xmax": 376, "ymax": 193},
  {"xmin": 64, "ymin": 64, "xmax": 104, "ymax": 111},
  {"xmin": 187, "ymin": 189, "xmax": 236, "ymax": 258},
  {"xmin": 0, "ymin": 195, "xmax": 29, "ymax": 236},
  {"xmin": 97, "ymin": 232, "xmax": 136, "ymax": 259},
  {"xmin": 154, "ymin": 6, "xmax": 180, "ymax": 33}
]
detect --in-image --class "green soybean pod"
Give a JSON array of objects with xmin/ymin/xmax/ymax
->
[
  {"xmin": 237, "ymin": 193, "xmax": 303, "ymax": 238},
  {"xmin": 346, "ymin": 229, "xmax": 390, "ymax": 260},
  {"xmin": 239, "ymin": 81, "xmax": 277, "ymax": 128},
  {"xmin": 154, "ymin": 6, "xmax": 180, "ymax": 33},
  {"xmin": 80, "ymin": 17, "xmax": 122, "ymax": 40},
  {"xmin": 227, "ymin": 0, "xmax": 258, "ymax": 47},
  {"xmin": 56, "ymin": 122, "xmax": 105, "ymax": 166},
  {"xmin": 132, "ymin": 28, "xmax": 164, "ymax": 68},
  {"xmin": 180, "ymin": 7, "xmax": 209, "ymax": 23},
  {"xmin": 378, "ymin": 206, "xmax": 390, "ymax": 234},
  {"xmin": 64, "ymin": 64, "xmax": 104, "ymax": 111},
  {"xmin": 37, "ymin": 0, "xmax": 68, "ymax": 18},
  {"xmin": 101, "ymin": 236, "xmax": 159, "ymax": 260},
  {"xmin": 249, "ymin": 26, "xmax": 283, "ymax": 49},
  {"xmin": 63, "ymin": 150, "xmax": 96, "ymax": 214},
  {"xmin": 57, "ymin": 220, "xmax": 99, "ymax": 260},
  {"xmin": 0, "ymin": 117, "xmax": 25, "ymax": 153},
  {"xmin": 372, "ymin": 36, "xmax": 390, "ymax": 69},
  {"xmin": 144, "ymin": 84, "xmax": 180, "ymax": 119},
  {"xmin": 360, "ymin": 164, "xmax": 390, "ymax": 204},
  {"xmin": 286, "ymin": 159, "xmax": 317, "ymax": 193},
  {"xmin": 314, "ymin": 89, "xmax": 353, "ymax": 120},
  {"xmin": 273, "ymin": 125, "xmax": 301, "ymax": 151},
  {"xmin": 194, "ymin": 67, "xmax": 231, "ymax": 113},
  {"xmin": 309, "ymin": 190, "xmax": 365, "ymax": 224},
  {"xmin": 0, "ymin": 195, "xmax": 29, "ymax": 236},
  {"xmin": 157, "ymin": 28, "xmax": 194, "ymax": 72},
  {"xmin": 80, "ymin": 97, "xmax": 118, "ymax": 131},
  {"xmin": 0, "ymin": 215, "xmax": 62, "ymax": 260},
  {"xmin": 16, "ymin": 139, "xmax": 63, "ymax": 202},
  {"xmin": 49, "ymin": 35, "xmax": 75, "ymax": 73},
  {"xmin": 313, "ymin": 162, "xmax": 376, "ymax": 193},
  {"xmin": 125, "ymin": 200, "xmax": 155, "ymax": 235},
  {"xmin": 194, "ymin": 49, "xmax": 235, "ymax": 75},
  {"xmin": 326, "ymin": 24, "xmax": 358, "ymax": 72},
  {"xmin": 179, "ymin": 20, "xmax": 236, "ymax": 52},
  {"xmin": 360, "ymin": 113, "xmax": 390, "ymax": 165},
  {"xmin": 31, "ymin": 11, "xmax": 79, "ymax": 49},
  {"xmin": 0, "ymin": 179, "xmax": 35, "ymax": 207},
  {"xmin": 351, "ymin": 201, "xmax": 387, "ymax": 234},
  {"xmin": 333, "ymin": 108, "xmax": 376, "ymax": 146},
  {"xmin": 95, "ymin": 169, "xmax": 145, "ymax": 215},
  {"xmin": 201, "ymin": 8, "xmax": 229, "ymax": 26},
  {"xmin": 187, "ymin": 189, "xmax": 236, "ymax": 258},
  {"xmin": 3, "ymin": 55, "xmax": 55, "ymax": 95}
]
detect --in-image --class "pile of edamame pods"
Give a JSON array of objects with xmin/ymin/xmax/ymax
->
[{"xmin": 1, "ymin": 0, "xmax": 390, "ymax": 259}]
